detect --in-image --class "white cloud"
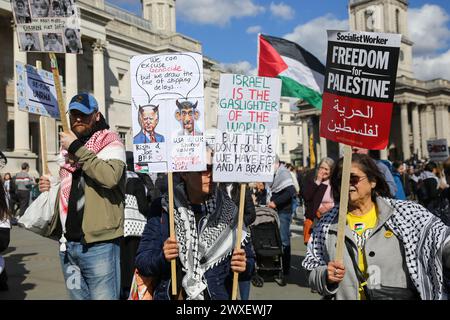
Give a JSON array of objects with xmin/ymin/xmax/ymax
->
[
  {"xmin": 413, "ymin": 49, "xmax": 450, "ymax": 80},
  {"xmin": 220, "ymin": 61, "xmax": 257, "ymax": 75},
  {"xmin": 283, "ymin": 14, "xmax": 348, "ymax": 63},
  {"xmin": 246, "ymin": 25, "xmax": 262, "ymax": 34},
  {"xmin": 177, "ymin": 0, "xmax": 265, "ymax": 26},
  {"xmin": 408, "ymin": 4, "xmax": 450, "ymax": 57},
  {"xmin": 270, "ymin": 2, "xmax": 294, "ymax": 20}
]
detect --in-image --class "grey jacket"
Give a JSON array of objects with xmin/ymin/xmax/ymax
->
[{"xmin": 307, "ymin": 197, "xmax": 416, "ymax": 300}]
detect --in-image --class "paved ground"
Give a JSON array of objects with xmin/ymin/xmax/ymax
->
[{"xmin": 0, "ymin": 209, "xmax": 319, "ymax": 300}]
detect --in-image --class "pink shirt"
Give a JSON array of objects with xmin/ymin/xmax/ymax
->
[{"xmin": 315, "ymin": 179, "xmax": 334, "ymax": 214}]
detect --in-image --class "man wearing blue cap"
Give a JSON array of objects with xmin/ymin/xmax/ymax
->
[{"xmin": 39, "ymin": 93, "xmax": 126, "ymax": 300}]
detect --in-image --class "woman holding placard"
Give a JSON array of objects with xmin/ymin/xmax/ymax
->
[
  {"xmin": 302, "ymin": 153, "xmax": 450, "ymax": 300},
  {"xmin": 135, "ymin": 148, "xmax": 255, "ymax": 300}
]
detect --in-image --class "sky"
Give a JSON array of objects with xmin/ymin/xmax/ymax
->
[{"xmin": 107, "ymin": 0, "xmax": 450, "ymax": 81}]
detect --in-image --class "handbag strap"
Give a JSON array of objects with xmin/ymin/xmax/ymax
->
[{"xmin": 344, "ymin": 238, "xmax": 372, "ymax": 300}]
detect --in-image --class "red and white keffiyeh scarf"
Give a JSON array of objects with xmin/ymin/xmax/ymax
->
[{"xmin": 58, "ymin": 129, "xmax": 125, "ymax": 250}]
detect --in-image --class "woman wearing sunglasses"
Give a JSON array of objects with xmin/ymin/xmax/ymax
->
[
  {"xmin": 302, "ymin": 157, "xmax": 335, "ymax": 245},
  {"xmin": 302, "ymin": 153, "xmax": 450, "ymax": 300}
]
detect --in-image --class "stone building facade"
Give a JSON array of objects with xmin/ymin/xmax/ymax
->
[
  {"xmin": 0, "ymin": 0, "xmax": 221, "ymax": 176},
  {"xmin": 298, "ymin": 0, "xmax": 450, "ymax": 165}
]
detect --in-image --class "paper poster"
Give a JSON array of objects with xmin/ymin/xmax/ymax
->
[
  {"xmin": 130, "ymin": 52, "xmax": 206, "ymax": 172},
  {"xmin": 427, "ymin": 139, "xmax": 449, "ymax": 162},
  {"xmin": 11, "ymin": 0, "xmax": 83, "ymax": 54},
  {"xmin": 213, "ymin": 74, "xmax": 281, "ymax": 183},
  {"xmin": 16, "ymin": 61, "xmax": 60, "ymax": 118},
  {"xmin": 319, "ymin": 30, "xmax": 402, "ymax": 149}
]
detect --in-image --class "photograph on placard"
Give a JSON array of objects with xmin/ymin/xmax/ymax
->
[
  {"xmin": 19, "ymin": 32, "xmax": 41, "ymax": 51},
  {"xmin": 62, "ymin": 0, "xmax": 75, "ymax": 17},
  {"xmin": 63, "ymin": 27, "xmax": 82, "ymax": 53},
  {"xmin": 30, "ymin": 0, "xmax": 50, "ymax": 18},
  {"xmin": 12, "ymin": 0, "xmax": 32, "ymax": 24},
  {"xmin": 49, "ymin": 0, "xmax": 65, "ymax": 17},
  {"xmin": 43, "ymin": 32, "xmax": 64, "ymax": 52}
]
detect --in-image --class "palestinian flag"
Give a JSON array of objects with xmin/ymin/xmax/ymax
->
[{"xmin": 258, "ymin": 34, "xmax": 325, "ymax": 109}]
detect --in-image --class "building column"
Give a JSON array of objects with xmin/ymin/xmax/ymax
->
[
  {"xmin": 400, "ymin": 102, "xmax": 410, "ymax": 160},
  {"xmin": 302, "ymin": 119, "xmax": 309, "ymax": 167},
  {"xmin": 92, "ymin": 40, "xmax": 106, "ymax": 116},
  {"xmin": 13, "ymin": 25, "xmax": 30, "ymax": 153},
  {"xmin": 411, "ymin": 103, "xmax": 421, "ymax": 157},
  {"xmin": 65, "ymin": 53, "xmax": 78, "ymax": 107},
  {"xmin": 435, "ymin": 103, "xmax": 449, "ymax": 142},
  {"xmin": 320, "ymin": 137, "xmax": 327, "ymax": 161},
  {"xmin": 420, "ymin": 105, "xmax": 431, "ymax": 159}
]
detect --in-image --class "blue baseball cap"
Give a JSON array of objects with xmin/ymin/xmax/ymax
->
[{"xmin": 68, "ymin": 93, "xmax": 98, "ymax": 115}]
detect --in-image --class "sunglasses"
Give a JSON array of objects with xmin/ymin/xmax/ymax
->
[{"xmin": 349, "ymin": 175, "xmax": 368, "ymax": 186}]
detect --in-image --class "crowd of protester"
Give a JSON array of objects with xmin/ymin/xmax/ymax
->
[{"xmin": 0, "ymin": 93, "xmax": 449, "ymax": 300}]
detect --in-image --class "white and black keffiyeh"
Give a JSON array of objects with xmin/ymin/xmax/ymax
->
[
  {"xmin": 302, "ymin": 197, "xmax": 450, "ymax": 300},
  {"xmin": 162, "ymin": 184, "xmax": 249, "ymax": 300}
]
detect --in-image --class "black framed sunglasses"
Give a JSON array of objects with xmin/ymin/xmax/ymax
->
[{"xmin": 349, "ymin": 175, "xmax": 368, "ymax": 186}]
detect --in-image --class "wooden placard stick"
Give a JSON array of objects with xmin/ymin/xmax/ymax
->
[
  {"xmin": 48, "ymin": 53, "xmax": 69, "ymax": 133},
  {"xmin": 39, "ymin": 116, "xmax": 50, "ymax": 176},
  {"xmin": 335, "ymin": 144, "xmax": 352, "ymax": 262},
  {"xmin": 167, "ymin": 171, "xmax": 177, "ymax": 296},
  {"xmin": 231, "ymin": 183, "xmax": 246, "ymax": 300},
  {"xmin": 35, "ymin": 60, "xmax": 50, "ymax": 176}
]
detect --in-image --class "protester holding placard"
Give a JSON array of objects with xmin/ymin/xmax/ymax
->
[
  {"xmin": 303, "ymin": 153, "xmax": 450, "ymax": 300},
  {"xmin": 135, "ymin": 147, "xmax": 255, "ymax": 300},
  {"xmin": 39, "ymin": 93, "xmax": 126, "ymax": 300}
]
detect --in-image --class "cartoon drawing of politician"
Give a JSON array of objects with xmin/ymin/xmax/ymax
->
[
  {"xmin": 175, "ymin": 99, "xmax": 202, "ymax": 136},
  {"xmin": 134, "ymin": 104, "xmax": 165, "ymax": 144}
]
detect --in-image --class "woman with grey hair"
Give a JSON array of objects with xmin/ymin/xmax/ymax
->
[{"xmin": 301, "ymin": 157, "xmax": 335, "ymax": 244}]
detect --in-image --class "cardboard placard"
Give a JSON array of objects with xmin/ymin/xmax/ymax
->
[
  {"xmin": 11, "ymin": 0, "xmax": 83, "ymax": 54},
  {"xmin": 427, "ymin": 139, "xmax": 449, "ymax": 162},
  {"xmin": 213, "ymin": 74, "xmax": 281, "ymax": 183},
  {"xmin": 130, "ymin": 52, "xmax": 206, "ymax": 173},
  {"xmin": 320, "ymin": 30, "xmax": 401, "ymax": 149},
  {"xmin": 16, "ymin": 61, "xmax": 60, "ymax": 119}
]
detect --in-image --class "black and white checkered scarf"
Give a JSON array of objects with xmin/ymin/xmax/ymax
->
[
  {"xmin": 162, "ymin": 183, "xmax": 249, "ymax": 300},
  {"xmin": 302, "ymin": 197, "xmax": 450, "ymax": 300}
]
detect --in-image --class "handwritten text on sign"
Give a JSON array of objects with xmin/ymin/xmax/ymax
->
[
  {"xmin": 213, "ymin": 74, "xmax": 281, "ymax": 183},
  {"xmin": 130, "ymin": 52, "xmax": 205, "ymax": 172},
  {"xmin": 16, "ymin": 62, "xmax": 60, "ymax": 119},
  {"xmin": 320, "ymin": 30, "xmax": 401, "ymax": 150}
]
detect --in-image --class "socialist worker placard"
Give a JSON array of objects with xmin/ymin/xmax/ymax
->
[{"xmin": 320, "ymin": 30, "xmax": 402, "ymax": 150}]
